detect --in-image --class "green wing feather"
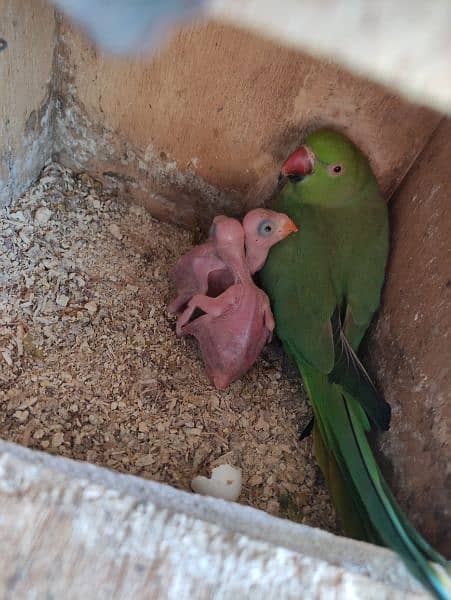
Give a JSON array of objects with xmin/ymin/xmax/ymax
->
[
  {"xmin": 312, "ymin": 418, "xmax": 377, "ymax": 542},
  {"xmin": 260, "ymin": 195, "xmax": 450, "ymax": 600},
  {"xmin": 262, "ymin": 218, "xmax": 390, "ymax": 429},
  {"xmin": 263, "ymin": 207, "xmax": 336, "ymax": 375},
  {"xmin": 329, "ymin": 314, "xmax": 391, "ymax": 430},
  {"xmin": 260, "ymin": 130, "xmax": 450, "ymax": 599},
  {"xmin": 299, "ymin": 361, "xmax": 451, "ymax": 600}
]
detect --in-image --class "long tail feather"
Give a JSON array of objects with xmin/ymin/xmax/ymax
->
[
  {"xmin": 299, "ymin": 360, "xmax": 451, "ymax": 600},
  {"xmin": 380, "ymin": 478, "xmax": 449, "ymax": 569},
  {"xmin": 313, "ymin": 419, "xmax": 378, "ymax": 543}
]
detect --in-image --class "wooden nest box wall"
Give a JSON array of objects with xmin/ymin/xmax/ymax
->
[{"xmin": 0, "ymin": 0, "xmax": 449, "ymax": 596}]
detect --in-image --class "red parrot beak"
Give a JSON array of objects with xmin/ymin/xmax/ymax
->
[{"xmin": 280, "ymin": 145, "xmax": 314, "ymax": 181}]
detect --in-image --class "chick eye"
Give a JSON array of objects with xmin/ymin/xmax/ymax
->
[
  {"xmin": 328, "ymin": 163, "xmax": 344, "ymax": 177},
  {"xmin": 258, "ymin": 220, "xmax": 274, "ymax": 236},
  {"xmin": 209, "ymin": 223, "xmax": 216, "ymax": 238}
]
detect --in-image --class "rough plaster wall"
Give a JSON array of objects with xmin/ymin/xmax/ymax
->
[
  {"xmin": 0, "ymin": 0, "xmax": 55, "ymax": 206},
  {"xmin": 53, "ymin": 18, "xmax": 441, "ymax": 229},
  {"xmin": 369, "ymin": 118, "xmax": 451, "ymax": 556}
]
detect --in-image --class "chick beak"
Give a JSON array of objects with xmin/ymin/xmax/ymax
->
[
  {"xmin": 283, "ymin": 219, "xmax": 299, "ymax": 235},
  {"xmin": 280, "ymin": 145, "xmax": 314, "ymax": 182}
]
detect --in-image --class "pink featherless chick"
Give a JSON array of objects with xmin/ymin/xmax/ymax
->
[
  {"xmin": 242, "ymin": 208, "xmax": 298, "ymax": 274},
  {"xmin": 176, "ymin": 215, "xmax": 296, "ymax": 390},
  {"xmin": 167, "ymin": 235, "xmax": 230, "ymax": 315},
  {"xmin": 168, "ymin": 208, "xmax": 297, "ymax": 315}
]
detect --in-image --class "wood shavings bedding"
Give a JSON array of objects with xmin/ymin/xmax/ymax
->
[{"xmin": 0, "ymin": 163, "xmax": 336, "ymax": 532}]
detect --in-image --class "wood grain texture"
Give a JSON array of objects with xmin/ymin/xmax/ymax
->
[
  {"xmin": 0, "ymin": 0, "xmax": 55, "ymax": 206},
  {"xmin": 0, "ymin": 440, "xmax": 429, "ymax": 599},
  {"xmin": 369, "ymin": 118, "xmax": 451, "ymax": 556},
  {"xmin": 53, "ymin": 19, "xmax": 441, "ymax": 227}
]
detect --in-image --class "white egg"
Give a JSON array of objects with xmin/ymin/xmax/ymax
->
[{"xmin": 191, "ymin": 464, "xmax": 242, "ymax": 502}]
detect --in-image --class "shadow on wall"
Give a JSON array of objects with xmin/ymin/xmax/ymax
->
[{"xmin": 51, "ymin": 19, "xmax": 441, "ymax": 228}]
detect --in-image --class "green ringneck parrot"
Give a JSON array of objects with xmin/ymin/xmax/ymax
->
[{"xmin": 259, "ymin": 129, "xmax": 450, "ymax": 600}]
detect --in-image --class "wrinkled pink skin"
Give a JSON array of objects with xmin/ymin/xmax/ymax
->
[
  {"xmin": 177, "ymin": 216, "xmax": 275, "ymax": 390},
  {"xmin": 168, "ymin": 208, "xmax": 296, "ymax": 315},
  {"xmin": 167, "ymin": 240, "xmax": 232, "ymax": 315}
]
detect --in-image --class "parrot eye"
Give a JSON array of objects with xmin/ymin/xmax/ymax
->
[
  {"xmin": 328, "ymin": 163, "xmax": 344, "ymax": 177},
  {"xmin": 258, "ymin": 220, "xmax": 274, "ymax": 237},
  {"xmin": 209, "ymin": 223, "xmax": 217, "ymax": 238}
]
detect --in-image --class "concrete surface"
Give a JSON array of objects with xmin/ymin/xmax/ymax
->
[{"xmin": 0, "ymin": 0, "xmax": 55, "ymax": 206}]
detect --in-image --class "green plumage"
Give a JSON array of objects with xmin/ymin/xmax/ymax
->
[{"xmin": 259, "ymin": 129, "xmax": 450, "ymax": 599}]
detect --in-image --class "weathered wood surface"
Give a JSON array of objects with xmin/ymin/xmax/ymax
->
[
  {"xmin": 0, "ymin": 440, "xmax": 430, "ymax": 599},
  {"xmin": 210, "ymin": 0, "xmax": 451, "ymax": 114},
  {"xmin": 369, "ymin": 118, "xmax": 451, "ymax": 556},
  {"xmin": 0, "ymin": 0, "xmax": 55, "ymax": 206},
  {"xmin": 53, "ymin": 19, "xmax": 441, "ymax": 228}
]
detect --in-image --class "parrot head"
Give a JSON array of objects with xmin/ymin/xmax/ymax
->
[
  {"xmin": 243, "ymin": 208, "xmax": 298, "ymax": 273},
  {"xmin": 279, "ymin": 129, "xmax": 377, "ymax": 207},
  {"xmin": 243, "ymin": 208, "xmax": 298, "ymax": 244}
]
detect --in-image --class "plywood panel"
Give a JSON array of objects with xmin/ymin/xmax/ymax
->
[
  {"xmin": 0, "ymin": 0, "xmax": 55, "ymax": 206},
  {"xmin": 369, "ymin": 118, "xmax": 451, "ymax": 556},
  {"xmin": 54, "ymin": 20, "xmax": 441, "ymax": 227},
  {"xmin": 0, "ymin": 440, "xmax": 428, "ymax": 599}
]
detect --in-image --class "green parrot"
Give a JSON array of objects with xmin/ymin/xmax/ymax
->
[{"xmin": 259, "ymin": 129, "xmax": 450, "ymax": 599}]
